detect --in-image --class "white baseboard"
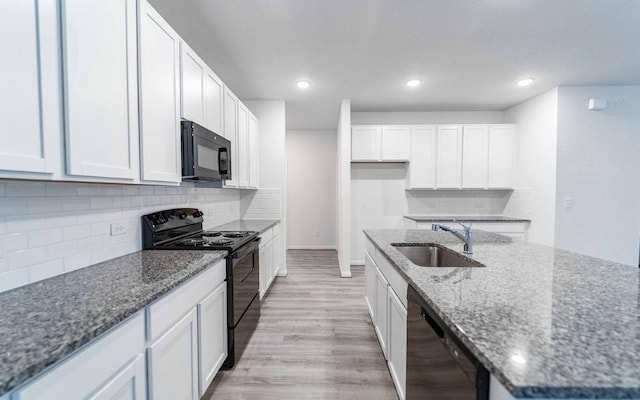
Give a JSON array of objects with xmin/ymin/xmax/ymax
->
[
  {"xmin": 351, "ymin": 260, "xmax": 364, "ymax": 266},
  {"xmin": 340, "ymin": 270, "xmax": 352, "ymax": 278},
  {"xmin": 276, "ymin": 270, "xmax": 288, "ymax": 277},
  {"xmin": 287, "ymin": 245, "xmax": 337, "ymax": 250}
]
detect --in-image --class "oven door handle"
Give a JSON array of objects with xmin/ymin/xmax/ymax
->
[{"xmin": 231, "ymin": 239, "xmax": 260, "ymax": 259}]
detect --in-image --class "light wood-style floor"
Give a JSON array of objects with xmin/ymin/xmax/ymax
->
[{"xmin": 206, "ymin": 250, "xmax": 398, "ymax": 400}]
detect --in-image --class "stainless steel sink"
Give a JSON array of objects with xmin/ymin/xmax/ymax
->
[{"xmin": 391, "ymin": 243, "xmax": 483, "ymax": 268}]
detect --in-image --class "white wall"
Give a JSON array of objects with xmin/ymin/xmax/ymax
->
[
  {"xmin": 286, "ymin": 130, "xmax": 337, "ymax": 249},
  {"xmin": 504, "ymin": 88, "xmax": 559, "ymax": 246},
  {"xmin": 0, "ymin": 181, "xmax": 241, "ymax": 293},
  {"xmin": 351, "ymin": 111, "xmax": 505, "ymax": 125},
  {"xmin": 243, "ymin": 100, "xmax": 288, "ymax": 274},
  {"xmin": 554, "ymin": 86, "xmax": 640, "ymax": 266},
  {"xmin": 337, "ymin": 99, "xmax": 352, "ymax": 277}
]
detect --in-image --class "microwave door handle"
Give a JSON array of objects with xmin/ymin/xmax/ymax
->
[{"xmin": 219, "ymin": 147, "xmax": 229, "ymax": 174}]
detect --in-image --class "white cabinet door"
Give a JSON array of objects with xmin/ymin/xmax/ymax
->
[
  {"xmin": 259, "ymin": 242, "xmax": 268, "ymax": 299},
  {"xmin": 381, "ymin": 126, "xmax": 411, "ymax": 161},
  {"xmin": 16, "ymin": 313, "xmax": 145, "ymax": 400},
  {"xmin": 88, "ymin": 355, "xmax": 146, "ymax": 400},
  {"xmin": 374, "ymin": 265, "xmax": 389, "ymax": 359},
  {"xmin": 407, "ymin": 126, "xmax": 437, "ymax": 189},
  {"xmin": 272, "ymin": 229, "xmax": 281, "ymax": 276},
  {"xmin": 197, "ymin": 282, "xmax": 227, "ymax": 396},
  {"xmin": 248, "ymin": 113, "xmax": 260, "ymax": 188},
  {"xmin": 387, "ymin": 287, "xmax": 407, "ymax": 400},
  {"xmin": 0, "ymin": 1, "xmax": 60, "ymax": 175},
  {"xmin": 462, "ymin": 125, "xmax": 489, "ymax": 189},
  {"xmin": 364, "ymin": 252, "xmax": 376, "ymax": 321},
  {"xmin": 488, "ymin": 125, "xmax": 516, "ymax": 188},
  {"xmin": 62, "ymin": 0, "xmax": 139, "ymax": 180},
  {"xmin": 148, "ymin": 309, "xmax": 199, "ymax": 400},
  {"xmin": 351, "ymin": 126, "xmax": 381, "ymax": 161},
  {"xmin": 180, "ymin": 43, "xmax": 205, "ymax": 124},
  {"xmin": 204, "ymin": 70, "xmax": 224, "ymax": 134},
  {"xmin": 436, "ymin": 125, "xmax": 463, "ymax": 189},
  {"xmin": 138, "ymin": 0, "xmax": 181, "ymax": 184},
  {"xmin": 224, "ymin": 88, "xmax": 238, "ymax": 187},
  {"xmin": 237, "ymin": 102, "xmax": 250, "ymax": 188}
]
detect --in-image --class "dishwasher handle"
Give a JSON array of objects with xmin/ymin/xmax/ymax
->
[{"xmin": 422, "ymin": 307, "xmax": 445, "ymax": 339}]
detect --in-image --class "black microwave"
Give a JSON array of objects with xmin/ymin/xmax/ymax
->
[{"xmin": 181, "ymin": 120, "xmax": 231, "ymax": 181}]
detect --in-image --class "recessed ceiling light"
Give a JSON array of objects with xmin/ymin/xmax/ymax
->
[
  {"xmin": 406, "ymin": 79, "xmax": 422, "ymax": 87},
  {"xmin": 297, "ymin": 80, "xmax": 310, "ymax": 89},
  {"xmin": 516, "ymin": 77, "xmax": 535, "ymax": 87},
  {"xmin": 511, "ymin": 354, "xmax": 527, "ymax": 364}
]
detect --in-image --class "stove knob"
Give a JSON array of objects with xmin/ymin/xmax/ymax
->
[
  {"xmin": 178, "ymin": 211, "xmax": 187, "ymax": 219},
  {"xmin": 193, "ymin": 211, "xmax": 203, "ymax": 218}
]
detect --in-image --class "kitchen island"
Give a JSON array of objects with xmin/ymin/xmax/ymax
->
[{"xmin": 364, "ymin": 229, "xmax": 640, "ymax": 399}]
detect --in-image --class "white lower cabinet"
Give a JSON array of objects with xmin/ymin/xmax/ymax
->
[
  {"xmin": 387, "ymin": 287, "xmax": 407, "ymax": 400},
  {"xmin": 374, "ymin": 265, "xmax": 389, "ymax": 359},
  {"xmin": 197, "ymin": 282, "xmax": 227, "ymax": 396},
  {"xmin": 147, "ymin": 309, "xmax": 199, "ymax": 400},
  {"xmin": 259, "ymin": 224, "xmax": 281, "ymax": 299},
  {"xmin": 365, "ymin": 237, "xmax": 408, "ymax": 400},
  {"xmin": 364, "ymin": 252, "xmax": 376, "ymax": 320},
  {"xmin": 15, "ymin": 313, "xmax": 146, "ymax": 400}
]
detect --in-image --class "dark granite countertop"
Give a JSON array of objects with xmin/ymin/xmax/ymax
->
[
  {"xmin": 0, "ymin": 249, "xmax": 226, "ymax": 396},
  {"xmin": 404, "ymin": 215, "xmax": 531, "ymax": 222},
  {"xmin": 364, "ymin": 229, "xmax": 640, "ymax": 399},
  {"xmin": 211, "ymin": 219, "xmax": 279, "ymax": 234}
]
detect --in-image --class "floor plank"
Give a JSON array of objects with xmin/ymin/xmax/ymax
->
[{"xmin": 206, "ymin": 250, "xmax": 397, "ymax": 399}]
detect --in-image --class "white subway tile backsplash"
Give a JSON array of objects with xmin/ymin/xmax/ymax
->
[
  {"xmin": 28, "ymin": 259, "xmax": 64, "ymax": 282},
  {"xmin": 0, "ymin": 269, "xmax": 29, "ymax": 292},
  {"xmin": 0, "ymin": 199, "xmax": 28, "ymax": 216},
  {"xmin": 8, "ymin": 248, "xmax": 48, "ymax": 269},
  {"xmin": 0, "ymin": 180, "xmax": 243, "ymax": 293},
  {"xmin": 4, "ymin": 233, "xmax": 28, "ymax": 252},
  {"xmin": 28, "ymin": 228, "xmax": 63, "ymax": 247},
  {"xmin": 27, "ymin": 198, "xmax": 62, "ymax": 214},
  {"xmin": 6, "ymin": 182, "xmax": 46, "ymax": 197}
]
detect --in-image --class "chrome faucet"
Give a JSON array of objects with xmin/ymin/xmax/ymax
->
[{"xmin": 432, "ymin": 222, "xmax": 473, "ymax": 254}]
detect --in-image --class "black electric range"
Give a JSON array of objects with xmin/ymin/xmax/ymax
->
[{"xmin": 142, "ymin": 208, "xmax": 260, "ymax": 369}]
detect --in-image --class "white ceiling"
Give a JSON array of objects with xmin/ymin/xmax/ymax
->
[{"xmin": 150, "ymin": 0, "xmax": 640, "ymax": 130}]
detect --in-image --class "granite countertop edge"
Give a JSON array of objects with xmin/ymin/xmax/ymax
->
[
  {"xmin": 0, "ymin": 250, "xmax": 227, "ymax": 396},
  {"xmin": 404, "ymin": 215, "xmax": 532, "ymax": 223},
  {"xmin": 363, "ymin": 229, "xmax": 639, "ymax": 400},
  {"xmin": 210, "ymin": 219, "xmax": 280, "ymax": 234}
]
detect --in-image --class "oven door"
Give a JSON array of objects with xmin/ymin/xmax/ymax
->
[
  {"xmin": 182, "ymin": 121, "xmax": 231, "ymax": 181},
  {"xmin": 231, "ymin": 239, "xmax": 260, "ymax": 327}
]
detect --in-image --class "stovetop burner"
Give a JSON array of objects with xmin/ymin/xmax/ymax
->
[
  {"xmin": 222, "ymin": 231, "xmax": 251, "ymax": 238},
  {"xmin": 175, "ymin": 238, "xmax": 209, "ymax": 247},
  {"xmin": 206, "ymin": 238, "xmax": 234, "ymax": 245},
  {"xmin": 202, "ymin": 231, "xmax": 222, "ymax": 237}
]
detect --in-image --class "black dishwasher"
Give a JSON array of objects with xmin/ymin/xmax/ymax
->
[{"xmin": 406, "ymin": 285, "xmax": 489, "ymax": 400}]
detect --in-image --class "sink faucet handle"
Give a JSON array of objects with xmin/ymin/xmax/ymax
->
[{"xmin": 455, "ymin": 221, "xmax": 472, "ymax": 231}]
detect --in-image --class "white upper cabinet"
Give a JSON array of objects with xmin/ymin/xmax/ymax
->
[
  {"xmin": 462, "ymin": 125, "xmax": 489, "ymax": 189},
  {"xmin": 204, "ymin": 70, "xmax": 224, "ymax": 135},
  {"xmin": 224, "ymin": 88, "xmax": 239, "ymax": 187},
  {"xmin": 351, "ymin": 126, "xmax": 381, "ymax": 161},
  {"xmin": 0, "ymin": 1, "xmax": 60, "ymax": 176},
  {"xmin": 180, "ymin": 43, "xmax": 205, "ymax": 124},
  {"xmin": 351, "ymin": 125, "xmax": 410, "ymax": 162},
  {"xmin": 248, "ymin": 112, "xmax": 260, "ymax": 189},
  {"xmin": 237, "ymin": 102, "xmax": 250, "ymax": 188},
  {"xmin": 62, "ymin": 0, "xmax": 139, "ymax": 180},
  {"xmin": 138, "ymin": 0, "xmax": 181, "ymax": 184},
  {"xmin": 381, "ymin": 126, "xmax": 410, "ymax": 161},
  {"xmin": 406, "ymin": 126, "xmax": 437, "ymax": 189},
  {"xmin": 436, "ymin": 125, "xmax": 463, "ymax": 189},
  {"xmin": 488, "ymin": 125, "xmax": 517, "ymax": 188}
]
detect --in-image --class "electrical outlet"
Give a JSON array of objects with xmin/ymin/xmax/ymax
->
[
  {"xmin": 314, "ymin": 231, "xmax": 320, "ymax": 238},
  {"xmin": 229, "ymin": 205, "xmax": 235, "ymax": 213},
  {"xmin": 564, "ymin": 197, "xmax": 573, "ymax": 209},
  {"xmin": 110, "ymin": 222, "xmax": 128, "ymax": 236},
  {"xmin": 361, "ymin": 202, "xmax": 367, "ymax": 210}
]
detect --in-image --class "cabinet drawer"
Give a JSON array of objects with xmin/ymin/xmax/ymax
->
[
  {"xmin": 376, "ymin": 254, "xmax": 408, "ymax": 309},
  {"xmin": 365, "ymin": 237, "xmax": 377, "ymax": 263},
  {"xmin": 259, "ymin": 228, "xmax": 273, "ymax": 247},
  {"xmin": 15, "ymin": 312, "xmax": 145, "ymax": 400},
  {"xmin": 147, "ymin": 259, "xmax": 225, "ymax": 341},
  {"xmin": 271, "ymin": 223, "xmax": 280, "ymax": 238}
]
